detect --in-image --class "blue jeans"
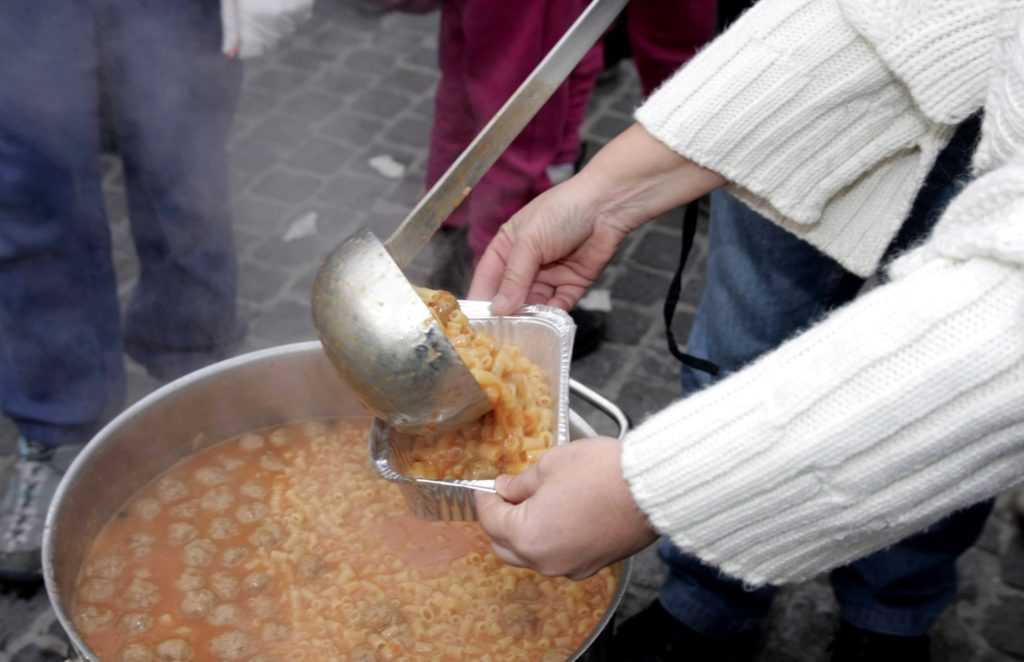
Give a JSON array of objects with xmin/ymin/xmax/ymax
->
[
  {"xmin": 661, "ymin": 117, "xmax": 991, "ymax": 637},
  {"xmin": 0, "ymin": 0, "xmax": 241, "ymax": 446}
]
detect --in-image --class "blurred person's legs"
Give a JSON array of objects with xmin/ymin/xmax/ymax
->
[
  {"xmin": 618, "ymin": 118, "xmax": 985, "ymax": 658},
  {"xmin": 626, "ymin": 0, "xmax": 717, "ymax": 97},
  {"xmin": 0, "ymin": 0, "xmax": 124, "ymax": 581},
  {"xmin": 425, "ymin": 0, "xmax": 602, "ymax": 263},
  {"xmin": 98, "ymin": 0, "xmax": 243, "ymax": 379}
]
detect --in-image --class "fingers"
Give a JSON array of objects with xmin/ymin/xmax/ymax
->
[
  {"xmin": 490, "ymin": 238, "xmax": 543, "ymax": 316},
  {"xmin": 494, "ymin": 467, "xmax": 543, "ymax": 504}
]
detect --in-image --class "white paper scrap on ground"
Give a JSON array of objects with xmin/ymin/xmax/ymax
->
[
  {"xmin": 368, "ymin": 154, "xmax": 406, "ymax": 179},
  {"xmin": 282, "ymin": 210, "xmax": 319, "ymax": 242},
  {"xmin": 578, "ymin": 288, "xmax": 612, "ymax": 312}
]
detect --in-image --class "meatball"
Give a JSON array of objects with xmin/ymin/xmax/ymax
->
[
  {"xmin": 261, "ymin": 622, "xmax": 290, "ymax": 642},
  {"xmin": 155, "ymin": 476, "xmax": 189, "ymax": 503},
  {"xmin": 75, "ymin": 605, "xmax": 114, "ymax": 633},
  {"xmin": 247, "ymin": 595, "xmax": 276, "ymax": 618},
  {"xmin": 209, "ymin": 517, "xmax": 240, "ymax": 540},
  {"xmin": 208, "ymin": 630, "xmax": 254, "ymax": 660},
  {"xmin": 242, "ymin": 571, "xmax": 272, "ymax": 595},
  {"xmin": 78, "ymin": 577, "xmax": 115, "ymax": 603},
  {"xmin": 154, "ymin": 638, "xmax": 193, "ymax": 661},
  {"xmin": 85, "ymin": 555, "xmax": 127, "ymax": 580},
  {"xmin": 183, "ymin": 539, "xmax": 216, "ymax": 567},
  {"xmin": 207, "ymin": 603, "xmax": 244, "ymax": 627},
  {"xmin": 132, "ymin": 496, "xmax": 162, "ymax": 520},
  {"xmin": 179, "ymin": 589, "xmax": 215, "ymax": 619},
  {"xmin": 167, "ymin": 522, "xmax": 199, "ymax": 546},
  {"xmin": 248, "ymin": 523, "xmax": 285, "ymax": 550},
  {"xmin": 122, "ymin": 576, "xmax": 162, "ymax": 610},
  {"xmin": 210, "ymin": 572, "xmax": 239, "ymax": 600},
  {"xmin": 268, "ymin": 429, "xmax": 289, "ymax": 447},
  {"xmin": 501, "ymin": 603, "xmax": 540, "ymax": 638},
  {"xmin": 259, "ymin": 454, "xmax": 284, "ymax": 471},
  {"xmin": 234, "ymin": 502, "xmax": 269, "ymax": 524},
  {"xmin": 239, "ymin": 482, "xmax": 267, "ymax": 500},
  {"xmin": 119, "ymin": 612, "xmax": 155, "ymax": 635},
  {"xmin": 362, "ymin": 602, "xmax": 403, "ymax": 632},
  {"xmin": 220, "ymin": 456, "xmax": 244, "ymax": 471},
  {"xmin": 194, "ymin": 465, "xmax": 228, "ymax": 486},
  {"xmin": 200, "ymin": 486, "xmax": 233, "ymax": 513},
  {"xmin": 221, "ymin": 547, "xmax": 249, "ymax": 568},
  {"xmin": 175, "ymin": 567, "xmax": 205, "ymax": 592},
  {"xmin": 238, "ymin": 433, "xmax": 264, "ymax": 451}
]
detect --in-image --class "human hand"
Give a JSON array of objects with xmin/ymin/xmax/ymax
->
[
  {"xmin": 475, "ymin": 437, "xmax": 658, "ymax": 579},
  {"xmin": 468, "ymin": 124, "xmax": 726, "ymax": 316}
]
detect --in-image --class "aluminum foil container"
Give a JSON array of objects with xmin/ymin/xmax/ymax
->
[{"xmin": 370, "ymin": 302, "xmax": 574, "ymax": 521}]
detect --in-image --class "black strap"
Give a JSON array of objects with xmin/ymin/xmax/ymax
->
[{"xmin": 663, "ymin": 200, "xmax": 720, "ymax": 376}]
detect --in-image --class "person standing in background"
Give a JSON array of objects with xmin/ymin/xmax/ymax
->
[{"xmin": 0, "ymin": 0, "xmax": 309, "ymax": 583}]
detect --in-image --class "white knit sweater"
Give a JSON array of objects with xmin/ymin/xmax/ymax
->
[{"xmin": 624, "ymin": 0, "xmax": 1024, "ymax": 585}]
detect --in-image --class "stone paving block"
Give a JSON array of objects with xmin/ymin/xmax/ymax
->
[
  {"xmin": 251, "ymin": 232, "xmax": 329, "ymax": 271},
  {"xmin": 247, "ymin": 68, "xmax": 313, "ymax": 98},
  {"xmin": 250, "ymin": 300, "xmax": 317, "ymax": 344},
  {"xmin": 411, "ymin": 95, "xmax": 435, "ymax": 119},
  {"xmin": 381, "ymin": 67, "xmax": 438, "ymax": 95},
  {"xmin": 342, "ymin": 48, "xmax": 398, "ymax": 75},
  {"xmin": 383, "ymin": 116, "xmax": 432, "ymax": 150},
  {"xmin": 238, "ymin": 260, "xmax": 291, "ymax": 305},
  {"xmin": 229, "ymin": 138, "xmax": 280, "ymax": 176},
  {"xmin": 604, "ymin": 304, "xmax": 653, "ymax": 345},
  {"xmin": 983, "ymin": 597, "xmax": 1024, "ymax": 657},
  {"xmin": 587, "ymin": 113, "xmax": 633, "ymax": 142},
  {"xmin": 617, "ymin": 375, "xmax": 684, "ymax": 422},
  {"xmin": 640, "ymin": 348, "xmax": 687, "ymax": 385},
  {"xmin": 319, "ymin": 173, "xmax": 392, "ymax": 210},
  {"xmin": 669, "ymin": 308, "xmax": 697, "ymax": 342},
  {"xmin": 368, "ymin": 29, "xmax": 430, "ymax": 57},
  {"xmin": 350, "ymin": 86, "xmax": 414, "ymax": 119},
  {"xmin": 1002, "ymin": 532, "xmax": 1024, "ymax": 589},
  {"xmin": 287, "ymin": 137, "xmax": 355, "ymax": 175},
  {"xmin": 234, "ymin": 196, "xmax": 292, "ymax": 235},
  {"xmin": 280, "ymin": 89, "xmax": 344, "ymax": 123},
  {"xmin": 405, "ymin": 45, "xmax": 440, "ymax": 70},
  {"xmin": 249, "ymin": 114, "xmax": 313, "ymax": 153},
  {"xmin": 279, "ymin": 47, "xmax": 335, "ymax": 72},
  {"xmin": 251, "ymin": 169, "xmax": 323, "ymax": 204},
  {"xmin": 612, "ymin": 267, "xmax": 673, "ymax": 306},
  {"xmin": 316, "ymin": 67, "xmax": 374, "ymax": 98},
  {"xmin": 631, "ymin": 227, "xmax": 689, "ymax": 271},
  {"xmin": 570, "ymin": 343, "xmax": 629, "ymax": 389},
  {"xmin": 319, "ymin": 111, "xmax": 387, "ymax": 146},
  {"xmin": 381, "ymin": 9, "xmax": 439, "ymax": 35}
]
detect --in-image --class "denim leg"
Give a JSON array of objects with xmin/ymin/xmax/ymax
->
[
  {"xmin": 662, "ymin": 190, "xmax": 859, "ymax": 634},
  {"xmin": 0, "ymin": 1, "xmax": 126, "ymax": 446},
  {"xmin": 831, "ymin": 500, "xmax": 993, "ymax": 636},
  {"xmin": 96, "ymin": 0, "xmax": 243, "ymax": 375}
]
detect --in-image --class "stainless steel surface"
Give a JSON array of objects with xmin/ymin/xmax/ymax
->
[
  {"xmin": 43, "ymin": 341, "xmax": 631, "ymax": 662},
  {"xmin": 311, "ymin": 0, "xmax": 628, "ymax": 434}
]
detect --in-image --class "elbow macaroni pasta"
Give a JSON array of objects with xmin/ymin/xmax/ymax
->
[{"xmin": 412, "ymin": 287, "xmax": 555, "ymax": 479}]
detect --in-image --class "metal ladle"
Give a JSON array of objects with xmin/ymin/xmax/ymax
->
[{"xmin": 312, "ymin": 0, "xmax": 627, "ymax": 435}]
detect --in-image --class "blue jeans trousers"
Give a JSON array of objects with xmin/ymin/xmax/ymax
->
[
  {"xmin": 0, "ymin": 0, "xmax": 241, "ymax": 445},
  {"xmin": 660, "ymin": 117, "xmax": 992, "ymax": 637}
]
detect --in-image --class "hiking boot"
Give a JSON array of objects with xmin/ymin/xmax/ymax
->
[
  {"xmin": 0, "ymin": 439, "xmax": 83, "ymax": 583},
  {"xmin": 610, "ymin": 600, "xmax": 758, "ymax": 662},
  {"xmin": 828, "ymin": 621, "xmax": 931, "ymax": 662},
  {"xmin": 569, "ymin": 307, "xmax": 607, "ymax": 360}
]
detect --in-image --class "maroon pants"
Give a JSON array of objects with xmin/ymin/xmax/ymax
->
[{"xmin": 427, "ymin": 0, "xmax": 716, "ymax": 260}]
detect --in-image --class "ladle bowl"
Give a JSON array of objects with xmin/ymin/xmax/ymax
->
[{"xmin": 311, "ymin": 228, "xmax": 491, "ymax": 434}]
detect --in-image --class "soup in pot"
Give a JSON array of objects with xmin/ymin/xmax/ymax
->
[{"xmin": 71, "ymin": 419, "xmax": 618, "ymax": 661}]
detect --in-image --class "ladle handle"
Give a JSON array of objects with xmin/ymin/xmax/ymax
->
[{"xmin": 384, "ymin": 0, "xmax": 629, "ymax": 267}]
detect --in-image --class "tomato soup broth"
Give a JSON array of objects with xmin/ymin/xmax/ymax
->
[{"xmin": 71, "ymin": 419, "xmax": 618, "ymax": 661}]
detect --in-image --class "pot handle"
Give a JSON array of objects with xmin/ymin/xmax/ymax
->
[{"xmin": 569, "ymin": 379, "xmax": 630, "ymax": 440}]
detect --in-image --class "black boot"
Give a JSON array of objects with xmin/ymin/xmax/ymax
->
[
  {"xmin": 828, "ymin": 621, "xmax": 931, "ymax": 662},
  {"xmin": 609, "ymin": 601, "xmax": 758, "ymax": 662}
]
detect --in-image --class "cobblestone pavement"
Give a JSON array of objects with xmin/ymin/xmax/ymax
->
[{"xmin": 2, "ymin": 4, "xmax": 1023, "ymax": 661}]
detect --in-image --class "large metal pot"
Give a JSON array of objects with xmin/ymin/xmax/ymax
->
[{"xmin": 43, "ymin": 341, "xmax": 631, "ymax": 661}]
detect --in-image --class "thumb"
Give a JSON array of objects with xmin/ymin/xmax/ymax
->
[
  {"xmin": 494, "ymin": 466, "xmax": 542, "ymax": 504},
  {"xmin": 491, "ymin": 241, "xmax": 542, "ymax": 316}
]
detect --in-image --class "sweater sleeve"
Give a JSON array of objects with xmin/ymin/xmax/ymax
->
[
  {"xmin": 620, "ymin": 165, "xmax": 1024, "ymax": 586},
  {"xmin": 632, "ymin": 0, "xmax": 1005, "ymax": 276}
]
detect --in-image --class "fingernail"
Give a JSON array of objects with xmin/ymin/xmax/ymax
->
[
  {"xmin": 491, "ymin": 294, "xmax": 509, "ymax": 315},
  {"xmin": 495, "ymin": 474, "xmax": 511, "ymax": 492}
]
